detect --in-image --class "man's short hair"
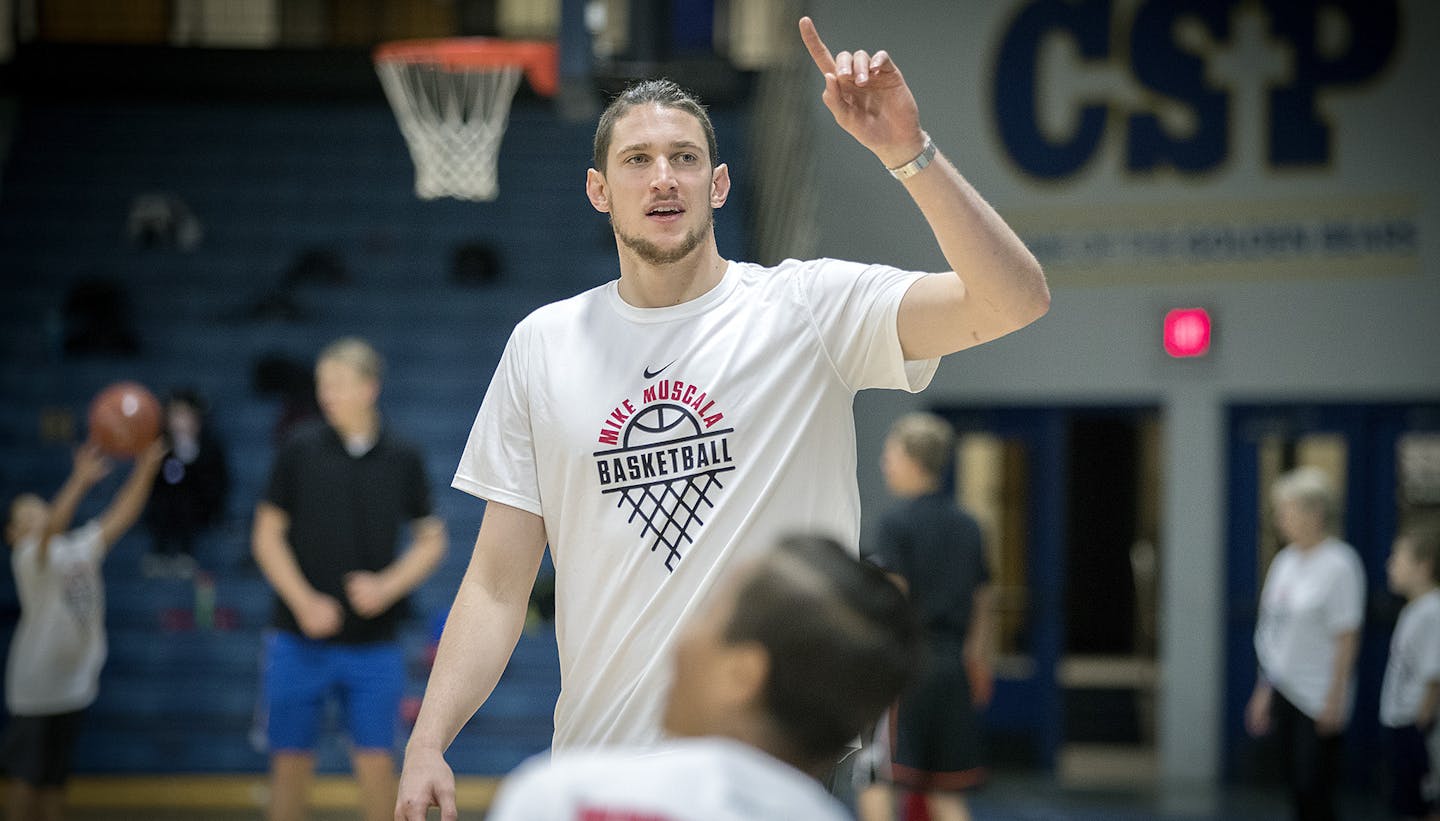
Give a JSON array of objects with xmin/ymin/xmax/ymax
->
[
  {"xmin": 592, "ymin": 79, "xmax": 717, "ymax": 173},
  {"xmin": 317, "ymin": 337, "xmax": 384, "ymax": 383},
  {"xmin": 1271, "ymin": 466, "xmax": 1338, "ymax": 529},
  {"xmin": 888, "ymin": 412, "xmax": 957, "ymax": 480},
  {"xmin": 723, "ymin": 535, "xmax": 921, "ymax": 762},
  {"xmin": 1399, "ymin": 515, "xmax": 1440, "ymax": 584}
]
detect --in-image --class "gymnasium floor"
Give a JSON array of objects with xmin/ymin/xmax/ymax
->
[{"xmin": 47, "ymin": 772, "xmax": 1390, "ymax": 820}]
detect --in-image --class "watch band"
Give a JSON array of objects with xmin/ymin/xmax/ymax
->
[{"xmin": 887, "ymin": 136, "xmax": 937, "ymax": 181}]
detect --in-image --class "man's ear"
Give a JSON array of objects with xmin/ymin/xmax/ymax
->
[
  {"xmin": 586, "ymin": 168, "xmax": 611, "ymax": 213},
  {"xmin": 710, "ymin": 163, "xmax": 731, "ymax": 209},
  {"xmin": 723, "ymin": 642, "xmax": 769, "ymax": 706}
]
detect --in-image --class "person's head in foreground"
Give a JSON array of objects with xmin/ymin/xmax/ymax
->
[{"xmin": 663, "ymin": 533, "xmax": 922, "ymax": 776}]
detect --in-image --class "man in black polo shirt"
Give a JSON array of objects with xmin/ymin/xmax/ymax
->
[
  {"xmin": 860, "ymin": 412, "xmax": 992, "ymax": 821},
  {"xmin": 252, "ymin": 337, "xmax": 446, "ymax": 821}
]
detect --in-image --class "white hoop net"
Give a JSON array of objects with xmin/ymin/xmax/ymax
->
[{"xmin": 376, "ymin": 60, "xmax": 524, "ymax": 201}]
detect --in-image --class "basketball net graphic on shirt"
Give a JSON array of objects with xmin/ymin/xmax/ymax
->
[{"xmin": 593, "ymin": 379, "xmax": 735, "ymax": 572}]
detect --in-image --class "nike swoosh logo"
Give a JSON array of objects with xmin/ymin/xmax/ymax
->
[{"xmin": 643, "ymin": 360, "xmax": 677, "ymax": 379}]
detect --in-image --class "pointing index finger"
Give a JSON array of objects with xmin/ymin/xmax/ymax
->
[{"xmin": 798, "ymin": 16, "xmax": 836, "ymax": 75}]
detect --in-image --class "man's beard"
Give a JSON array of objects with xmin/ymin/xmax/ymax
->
[{"xmin": 612, "ymin": 208, "xmax": 713, "ymax": 266}]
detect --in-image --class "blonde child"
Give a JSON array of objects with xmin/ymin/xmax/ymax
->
[
  {"xmin": 4, "ymin": 440, "xmax": 164, "ymax": 821},
  {"xmin": 1381, "ymin": 517, "xmax": 1440, "ymax": 820}
]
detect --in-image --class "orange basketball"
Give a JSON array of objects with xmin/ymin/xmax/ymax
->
[{"xmin": 88, "ymin": 381, "xmax": 162, "ymax": 457}]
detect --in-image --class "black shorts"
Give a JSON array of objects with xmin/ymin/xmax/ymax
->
[
  {"xmin": 3, "ymin": 711, "xmax": 86, "ymax": 787},
  {"xmin": 889, "ymin": 641, "xmax": 986, "ymax": 793},
  {"xmin": 1386, "ymin": 724, "xmax": 1437, "ymax": 817}
]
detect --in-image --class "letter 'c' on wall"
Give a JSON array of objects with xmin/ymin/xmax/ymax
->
[{"xmin": 994, "ymin": 0, "xmax": 1111, "ymax": 179}]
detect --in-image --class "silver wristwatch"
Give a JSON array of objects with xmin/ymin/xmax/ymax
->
[{"xmin": 887, "ymin": 136, "xmax": 937, "ymax": 181}]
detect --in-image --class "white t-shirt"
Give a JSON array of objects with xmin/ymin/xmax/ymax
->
[
  {"xmin": 487, "ymin": 737, "xmax": 851, "ymax": 821},
  {"xmin": 5, "ymin": 521, "xmax": 108, "ymax": 716},
  {"xmin": 455, "ymin": 258, "xmax": 936, "ymax": 750},
  {"xmin": 1254, "ymin": 537, "xmax": 1366, "ymax": 721},
  {"xmin": 1380, "ymin": 588, "xmax": 1440, "ymax": 728}
]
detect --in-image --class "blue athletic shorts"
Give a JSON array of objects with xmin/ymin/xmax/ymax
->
[{"xmin": 262, "ymin": 630, "xmax": 404, "ymax": 752}]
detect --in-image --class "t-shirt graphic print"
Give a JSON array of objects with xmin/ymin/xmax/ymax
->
[{"xmin": 593, "ymin": 376, "xmax": 736, "ymax": 571}]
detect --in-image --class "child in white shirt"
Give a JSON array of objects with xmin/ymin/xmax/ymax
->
[
  {"xmin": 1381, "ymin": 517, "xmax": 1440, "ymax": 820},
  {"xmin": 4, "ymin": 441, "xmax": 163, "ymax": 821}
]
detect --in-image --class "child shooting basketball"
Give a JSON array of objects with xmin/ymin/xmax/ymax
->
[{"xmin": 4, "ymin": 439, "xmax": 164, "ymax": 821}]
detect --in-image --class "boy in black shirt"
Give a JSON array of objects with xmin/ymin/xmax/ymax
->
[{"xmin": 861, "ymin": 412, "xmax": 993, "ymax": 821}]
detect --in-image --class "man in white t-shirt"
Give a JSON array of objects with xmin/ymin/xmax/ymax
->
[
  {"xmin": 396, "ymin": 16, "xmax": 1049, "ymax": 817},
  {"xmin": 486, "ymin": 535, "xmax": 920, "ymax": 821},
  {"xmin": 1247, "ymin": 467, "xmax": 1366, "ymax": 821}
]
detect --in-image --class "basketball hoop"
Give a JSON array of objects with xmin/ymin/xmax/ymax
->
[{"xmin": 374, "ymin": 38, "xmax": 559, "ymax": 201}]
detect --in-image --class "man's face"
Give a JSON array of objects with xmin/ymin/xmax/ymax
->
[
  {"xmin": 316, "ymin": 357, "xmax": 378, "ymax": 432},
  {"xmin": 1273, "ymin": 496, "xmax": 1321, "ymax": 544},
  {"xmin": 587, "ymin": 103, "xmax": 730, "ymax": 267},
  {"xmin": 662, "ymin": 571, "xmax": 760, "ymax": 739},
  {"xmin": 880, "ymin": 436, "xmax": 911, "ymax": 494}
]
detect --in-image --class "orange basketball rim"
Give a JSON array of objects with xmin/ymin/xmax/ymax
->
[{"xmin": 374, "ymin": 38, "xmax": 559, "ymax": 202}]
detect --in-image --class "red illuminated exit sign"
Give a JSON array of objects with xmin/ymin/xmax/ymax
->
[{"xmin": 1164, "ymin": 308, "xmax": 1212, "ymax": 358}]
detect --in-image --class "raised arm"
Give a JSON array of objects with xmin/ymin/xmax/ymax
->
[
  {"xmin": 39, "ymin": 445, "xmax": 113, "ymax": 565},
  {"xmin": 346, "ymin": 516, "xmax": 448, "ymax": 618},
  {"xmin": 799, "ymin": 16, "xmax": 1049, "ymax": 360},
  {"xmin": 395, "ymin": 500, "xmax": 548, "ymax": 821},
  {"xmin": 96, "ymin": 440, "xmax": 166, "ymax": 552}
]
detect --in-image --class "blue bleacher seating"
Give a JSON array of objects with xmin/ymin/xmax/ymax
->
[{"xmin": 0, "ymin": 94, "xmax": 747, "ymax": 776}]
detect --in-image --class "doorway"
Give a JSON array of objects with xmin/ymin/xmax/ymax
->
[{"xmin": 937, "ymin": 405, "xmax": 1163, "ymax": 781}]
